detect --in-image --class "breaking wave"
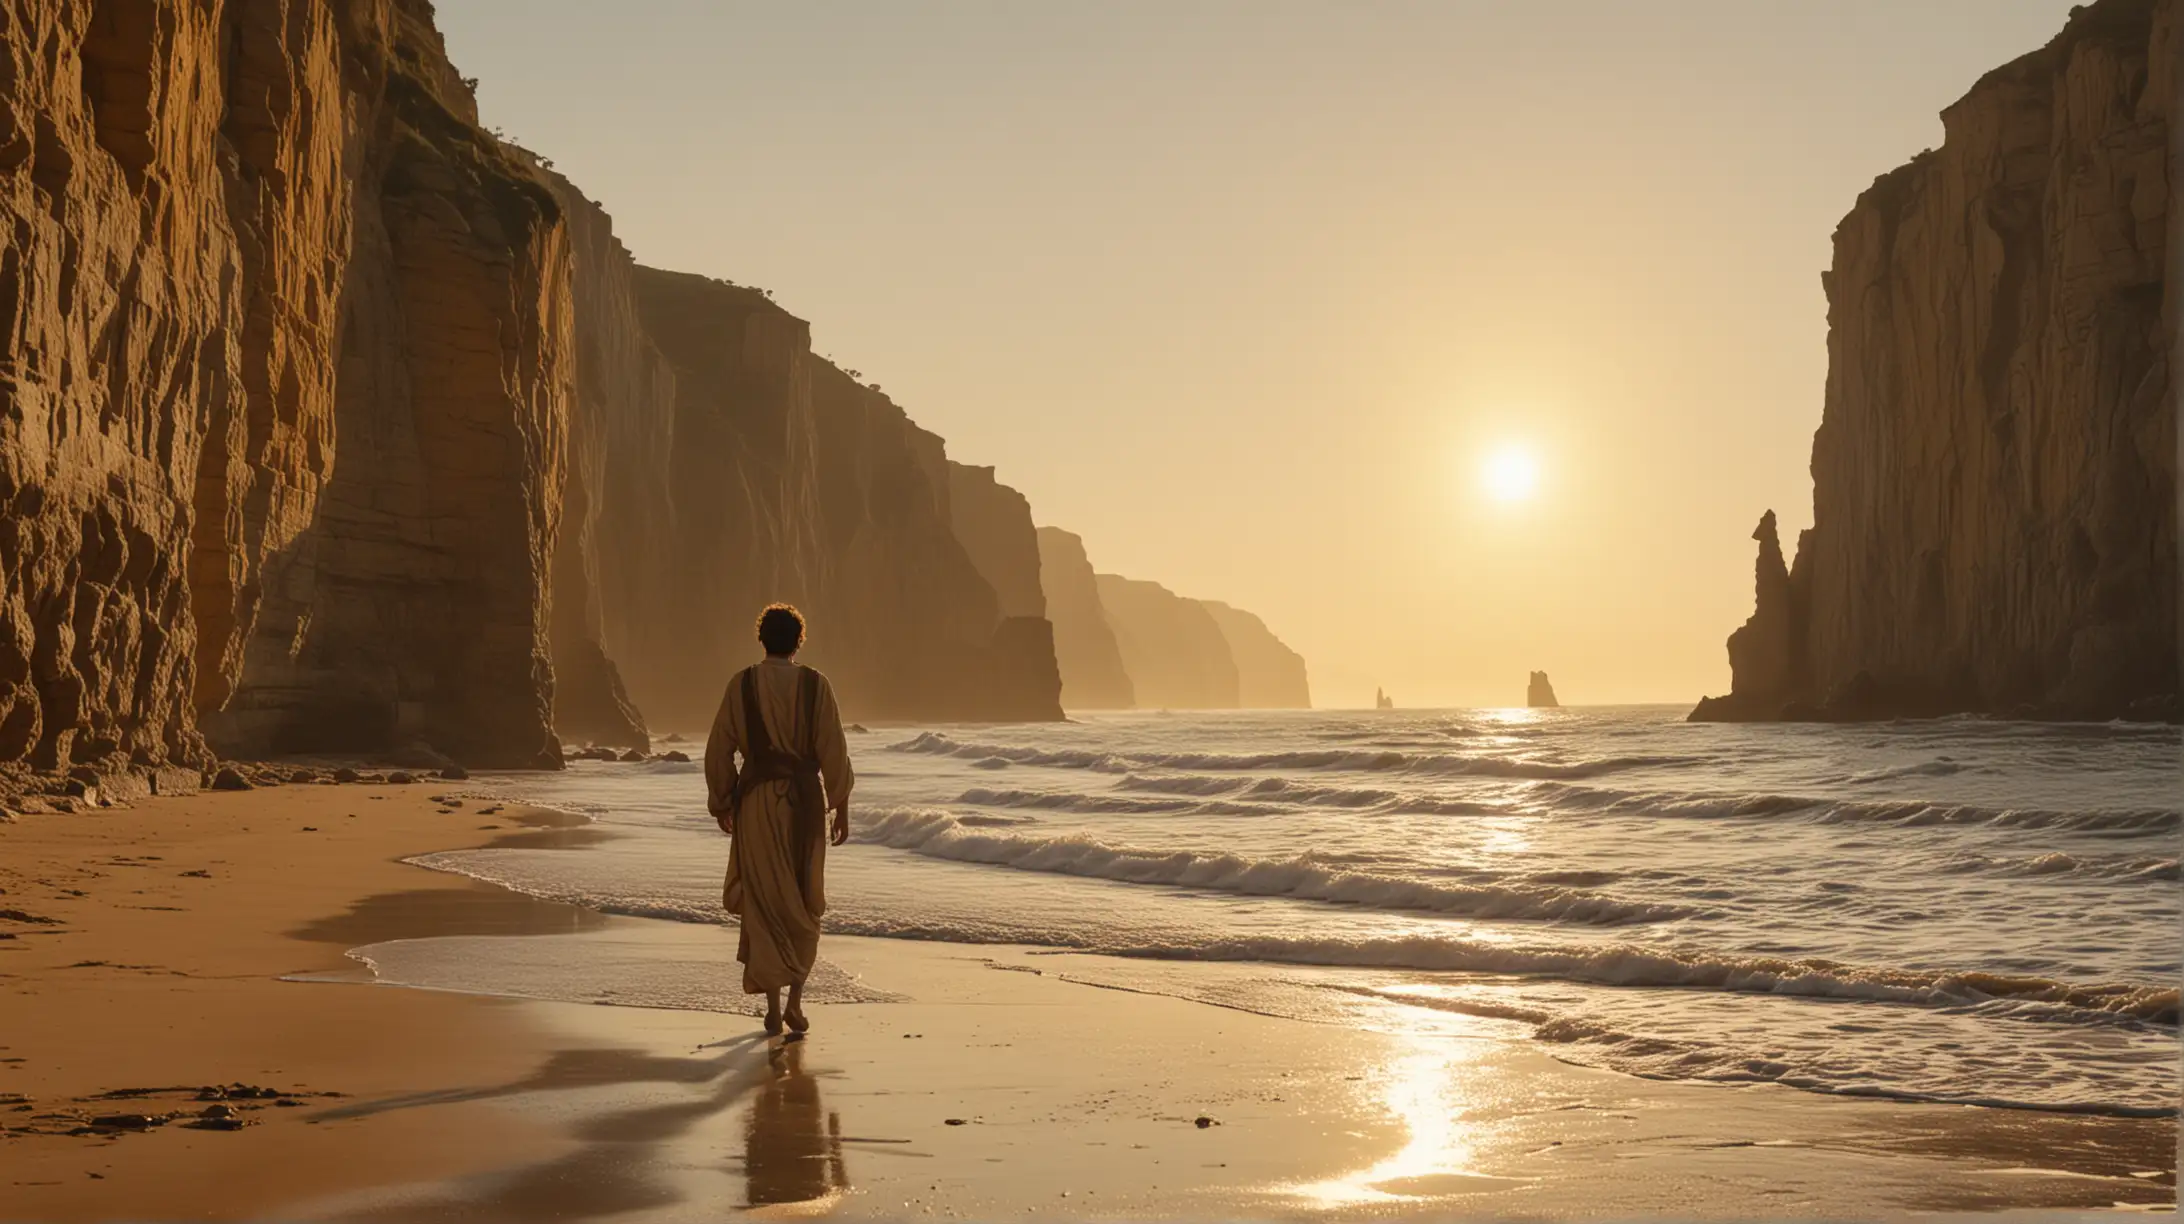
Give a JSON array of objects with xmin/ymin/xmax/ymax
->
[
  {"xmin": 1327, "ymin": 987, "xmax": 2175, "ymax": 1118},
  {"xmin": 848, "ymin": 807, "xmax": 1695, "ymax": 926},
  {"xmin": 891, "ymin": 732, "xmax": 1696, "ymax": 781},
  {"xmin": 1530, "ymin": 781, "xmax": 2179, "ymax": 837},
  {"xmin": 1085, "ymin": 933, "xmax": 2182, "ymax": 1027}
]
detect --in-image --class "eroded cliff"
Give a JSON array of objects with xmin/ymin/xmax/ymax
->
[
  {"xmin": 1094, "ymin": 574, "xmax": 1240, "ymax": 710},
  {"xmin": 948, "ymin": 463, "xmax": 1046, "ymax": 620},
  {"xmin": 1695, "ymin": 0, "xmax": 2177, "ymax": 722},
  {"xmin": 627, "ymin": 267, "xmax": 1061, "ymax": 728},
  {"xmin": 539, "ymin": 170, "xmax": 674, "ymax": 751},
  {"xmin": 1, "ymin": 0, "xmax": 1072, "ymax": 805},
  {"xmin": 1035, "ymin": 527, "xmax": 1135, "ymax": 709},
  {"xmin": 1039, "ymin": 528, "xmax": 1310, "ymax": 711},
  {"xmin": 3, "ymin": 0, "xmax": 569, "ymax": 790}
]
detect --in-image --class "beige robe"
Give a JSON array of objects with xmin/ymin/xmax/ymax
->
[{"xmin": 706, "ymin": 659, "xmax": 854, "ymax": 993}]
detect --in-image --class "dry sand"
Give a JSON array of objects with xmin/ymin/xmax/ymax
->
[{"xmin": 1, "ymin": 784, "xmax": 2172, "ymax": 1221}]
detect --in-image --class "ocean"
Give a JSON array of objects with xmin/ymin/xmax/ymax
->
[{"xmin": 383, "ymin": 707, "xmax": 2179, "ymax": 1119}]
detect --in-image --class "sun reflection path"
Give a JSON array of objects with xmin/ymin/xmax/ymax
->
[{"xmin": 1291, "ymin": 1028, "xmax": 1520, "ymax": 1206}]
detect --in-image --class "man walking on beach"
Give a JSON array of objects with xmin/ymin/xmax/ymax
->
[{"xmin": 706, "ymin": 604, "xmax": 854, "ymax": 1035}]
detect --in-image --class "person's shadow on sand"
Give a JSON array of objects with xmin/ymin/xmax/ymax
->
[
  {"xmin": 745, "ymin": 1039, "xmax": 849, "ymax": 1208},
  {"xmin": 318, "ymin": 1032, "xmax": 846, "ymax": 1220}
]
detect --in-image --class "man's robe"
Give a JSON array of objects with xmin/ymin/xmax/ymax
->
[{"xmin": 705, "ymin": 659, "xmax": 854, "ymax": 993}]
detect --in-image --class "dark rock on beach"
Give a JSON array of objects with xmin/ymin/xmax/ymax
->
[
  {"xmin": 88, "ymin": 1114, "xmax": 165, "ymax": 1131},
  {"xmin": 208, "ymin": 768, "xmax": 253, "ymax": 792}
]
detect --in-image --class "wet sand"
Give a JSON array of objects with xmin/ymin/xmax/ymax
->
[{"xmin": 1, "ymin": 784, "xmax": 2173, "ymax": 1220}]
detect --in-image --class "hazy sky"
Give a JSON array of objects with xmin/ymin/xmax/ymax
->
[{"xmin": 437, "ymin": 1, "xmax": 2076, "ymax": 709}]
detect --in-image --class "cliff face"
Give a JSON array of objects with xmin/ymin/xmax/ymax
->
[
  {"xmin": 1039, "ymin": 527, "xmax": 1311, "ymax": 711},
  {"xmin": 3, "ymin": 0, "xmax": 569, "ymax": 778},
  {"xmin": 1199, "ymin": 601, "xmax": 1310, "ymax": 708},
  {"xmin": 1, "ymin": 0, "xmax": 1070, "ymax": 798},
  {"xmin": 1696, "ymin": 0, "xmax": 2177, "ymax": 722},
  {"xmin": 627, "ymin": 267, "xmax": 1062, "ymax": 728},
  {"xmin": 539, "ymin": 172, "xmax": 673, "ymax": 750},
  {"xmin": 1094, "ymin": 574, "xmax": 1240, "ymax": 709},
  {"xmin": 1035, "ymin": 528, "xmax": 1135, "ymax": 709},
  {"xmin": 947, "ymin": 463, "xmax": 1046, "ymax": 620}
]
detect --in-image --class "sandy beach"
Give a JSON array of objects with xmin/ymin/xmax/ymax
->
[{"xmin": 1, "ymin": 782, "xmax": 2173, "ymax": 1221}]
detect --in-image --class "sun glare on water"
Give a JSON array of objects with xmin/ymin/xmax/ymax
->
[{"xmin": 1481, "ymin": 444, "xmax": 1540, "ymax": 503}]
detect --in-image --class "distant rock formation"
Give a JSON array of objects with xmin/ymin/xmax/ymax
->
[
  {"xmin": 1375, "ymin": 688, "xmax": 1394, "ymax": 710},
  {"xmin": 1527, "ymin": 672, "xmax": 1560, "ymax": 708},
  {"xmin": 949, "ymin": 465, "xmax": 1048, "ymax": 621},
  {"xmin": 1035, "ymin": 529, "xmax": 1136, "ymax": 709},
  {"xmin": 1037, "ymin": 530, "xmax": 1311, "ymax": 711},
  {"xmin": 1695, "ymin": 0, "xmax": 2177, "ymax": 723},
  {"xmin": 1094, "ymin": 576, "xmax": 1241, "ymax": 709},
  {"xmin": 1200, "ymin": 602, "xmax": 1311, "ymax": 708},
  {"xmin": 626, "ymin": 266, "xmax": 1062, "ymax": 727}
]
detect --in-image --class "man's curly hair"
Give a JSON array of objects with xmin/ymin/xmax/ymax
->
[{"xmin": 756, "ymin": 603, "xmax": 806, "ymax": 656}]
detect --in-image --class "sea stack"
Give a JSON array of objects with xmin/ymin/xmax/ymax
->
[
  {"xmin": 1527, "ymin": 672, "xmax": 1560, "ymax": 708},
  {"xmin": 1693, "ymin": 0, "xmax": 2176, "ymax": 723}
]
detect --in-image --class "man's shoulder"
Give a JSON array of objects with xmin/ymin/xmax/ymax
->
[{"xmin": 793, "ymin": 664, "xmax": 843, "ymax": 704}]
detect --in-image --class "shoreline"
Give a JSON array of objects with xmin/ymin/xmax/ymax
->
[
  {"xmin": 0, "ymin": 784, "xmax": 580, "ymax": 1220},
  {"xmin": 1, "ymin": 784, "xmax": 2173, "ymax": 1219}
]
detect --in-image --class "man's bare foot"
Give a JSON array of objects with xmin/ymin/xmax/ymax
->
[
  {"xmin": 764, "ymin": 992, "xmax": 784, "ymax": 1036},
  {"xmin": 785, "ymin": 985, "xmax": 809, "ymax": 1033}
]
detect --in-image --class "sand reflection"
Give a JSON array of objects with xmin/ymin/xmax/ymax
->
[
  {"xmin": 744, "ymin": 1040, "xmax": 848, "ymax": 1210},
  {"xmin": 1295, "ymin": 1037, "xmax": 1512, "ymax": 1205}
]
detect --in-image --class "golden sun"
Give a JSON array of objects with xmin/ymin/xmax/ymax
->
[{"xmin": 1481, "ymin": 444, "xmax": 1541, "ymax": 503}]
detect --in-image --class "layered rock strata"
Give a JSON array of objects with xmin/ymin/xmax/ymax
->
[
  {"xmin": 3, "ymin": 0, "xmax": 568, "ymax": 778},
  {"xmin": 1695, "ymin": 0, "xmax": 2177, "ymax": 722},
  {"xmin": 1, "ymin": 0, "xmax": 1072, "ymax": 797},
  {"xmin": 538, "ymin": 171, "xmax": 673, "ymax": 751}
]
